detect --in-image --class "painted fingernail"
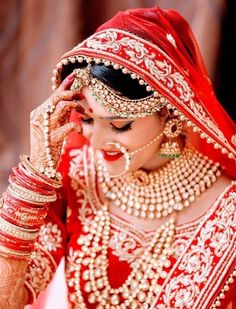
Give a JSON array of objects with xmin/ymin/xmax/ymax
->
[
  {"xmin": 76, "ymin": 105, "xmax": 85, "ymax": 113},
  {"xmin": 73, "ymin": 93, "xmax": 85, "ymax": 100},
  {"xmin": 68, "ymin": 73, "xmax": 75, "ymax": 80},
  {"xmin": 75, "ymin": 125, "xmax": 83, "ymax": 134}
]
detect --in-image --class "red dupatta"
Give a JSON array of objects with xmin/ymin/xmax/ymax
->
[{"xmin": 52, "ymin": 7, "xmax": 236, "ymax": 178}]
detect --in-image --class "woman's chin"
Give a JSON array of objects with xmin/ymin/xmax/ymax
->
[{"xmin": 105, "ymin": 162, "xmax": 126, "ymax": 176}]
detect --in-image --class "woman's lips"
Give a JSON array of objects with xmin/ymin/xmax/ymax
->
[{"xmin": 101, "ymin": 150, "xmax": 123, "ymax": 162}]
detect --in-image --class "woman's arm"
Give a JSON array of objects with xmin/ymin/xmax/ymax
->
[
  {"xmin": 0, "ymin": 73, "xmax": 80, "ymax": 308},
  {"xmin": 0, "ymin": 257, "xmax": 28, "ymax": 309},
  {"xmin": 0, "ymin": 186, "xmax": 67, "ymax": 308}
]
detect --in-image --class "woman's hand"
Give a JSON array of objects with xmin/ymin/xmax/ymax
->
[{"xmin": 29, "ymin": 73, "xmax": 82, "ymax": 173}]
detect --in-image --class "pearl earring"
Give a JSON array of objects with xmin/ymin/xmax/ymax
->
[{"xmin": 160, "ymin": 118, "xmax": 182, "ymax": 158}]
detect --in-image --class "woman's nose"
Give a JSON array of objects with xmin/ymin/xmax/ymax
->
[{"xmin": 89, "ymin": 126, "xmax": 107, "ymax": 150}]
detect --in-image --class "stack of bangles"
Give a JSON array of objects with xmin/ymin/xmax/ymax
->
[{"xmin": 0, "ymin": 155, "xmax": 62, "ymax": 260}]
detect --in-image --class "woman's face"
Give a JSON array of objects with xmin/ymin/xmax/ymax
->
[{"xmin": 78, "ymin": 86, "xmax": 167, "ymax": 175}]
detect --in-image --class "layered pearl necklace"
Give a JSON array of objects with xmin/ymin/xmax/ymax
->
[
  {"xmin": 69, "ymin": 205, "xmax": 175, "ymax": 308},
  {"xmin": 68, "ymin": 146, "xmax": 222, "ymax": 308},
  {"xmin": 97, "ymin": 146, "xmax": 222, "ymax": 219}
]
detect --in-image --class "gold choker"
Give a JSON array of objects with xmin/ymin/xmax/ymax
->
[{"xmin": 97, "ymin": 146, "xmax": 222, "ymax": 219}]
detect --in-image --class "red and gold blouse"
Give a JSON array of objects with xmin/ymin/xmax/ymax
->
[{"xmin": 25, "ymin": 146, "xmax": 236, "ymax": 309}]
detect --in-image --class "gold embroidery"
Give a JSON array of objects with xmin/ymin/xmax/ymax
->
[
  {"xmin": 155, "ymin": 183, "xmax": 236, "ymax": 308},
  {"xmin": 25, "ymin": 223, "xmax": 62, "ymax": 299},
  {"xmin": 38, "ymin": 222, "xmax": 63, "ymax": 252},
  {"xmin": 109, "ymin": 231, "xmax": 144, "ymax": 264},
  {"xmin": 58, "ymin": 29, "xmax": 236, "ymax": 156},
  {"xmin": 68, "ymin": 148, "xmax": 95, "ymax": 224},
  {"xmin": 25, "ymin": 244, "xmax": 57, "ymax": 300},
  {"xmin": 231, "ymin": 134, "xmax": 236, "ymax": 146}
]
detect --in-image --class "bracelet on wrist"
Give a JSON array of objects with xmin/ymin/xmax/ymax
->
[{"xmin": 20, "ymin": 155, "xmax": 62, "ymax": 189}]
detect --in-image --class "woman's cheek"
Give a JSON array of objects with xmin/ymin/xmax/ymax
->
[{"xmin": 81, "ymin": 124, "xmax": 93, "ymax": 140}]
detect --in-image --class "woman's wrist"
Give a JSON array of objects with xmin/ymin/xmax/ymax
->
[{"xmin": 0, "ymin": 155, "xmax": 61, "ymax": 261}]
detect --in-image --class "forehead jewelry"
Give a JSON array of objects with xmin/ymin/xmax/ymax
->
[
  {"xmin": 90, "ymin": 79, "xmax": 167, "ymax": 119},
  {"xmin": 70, "ymin": 65, "xmax": 91, "ymax": 92},
  {"xmin": 71, "ymin": 66, "xmax": 168, "ymax": 119}
]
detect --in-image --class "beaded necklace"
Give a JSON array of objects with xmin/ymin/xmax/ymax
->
[
  {"xmin": 69, "ymin": 206, "xmax": 175, "ymax": 308},
  {"xmin": 97, "ymin": 146, "xmax": 222, "ymax": 220},
  {"xmin": 68, "ymin": 146, "xmax": 222, "ymax": 308}
]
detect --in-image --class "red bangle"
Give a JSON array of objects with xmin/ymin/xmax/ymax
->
[
  {"xmin": 4, "ymin": 190, "xmax": 48, "ymax": 210},
  {"xmin": 12, "ymin": 167, "xmax": 51, "ymax": 195},
  {"xmin": 2, "ymin": 189, "xmax": 49, "ymax": 229},
  {"xmin": 1, "ymin": 200, "xmax": 48, "ymax": 229},
  {"xmin": 1, "ymin": 203, "xmax": 48, "ymax": 229},
  {"xmin": 20, "ymin": 156, "xmax": 62, "ymax": 189},
  {"xmin": 2, "ymin": 198, "xmax": 48, "ymax": 217},
  {"xmin": 18, "ymin": 162, "xmax": 56, "ymax": 191},
  {"xmin": 16, "ymin": 165, "xmax": 54, "ymax": 193},
  {"xmin": 0, "ymin": 231, "xmax": 35, "ymax": 251},
  {"xmin": 9, "ymin": 174, "xmax": 56, "ymax": 199}
]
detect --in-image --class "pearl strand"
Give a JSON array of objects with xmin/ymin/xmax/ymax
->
[
  {"xmin": 211, "ymin": 268, "xmax": 236, "ymax": 308},
  {"xmin": 99, "ymin": 132, "xmax": 163, "ymax": 179},
  {"xmin": 73, "ymin": 206, "xmax": 175, "ymax": 308},
  {"xmin": 98, "ymin": 146, "xmax": 222, "ymax": 220},
  {"xmin": 38, "ymin": 97, "xmax": 61, "ymax": 179},
  {"xmin": 129, "ymin": 132, "xmax": 163, "ymax": 158}
]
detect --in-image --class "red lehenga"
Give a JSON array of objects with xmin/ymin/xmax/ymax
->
[
  {"xmin": 24, "ymin": 6, "xmax": 236, "ymax": 309},
  {"xmin": 24, "ymin": 145, "xmax": 236, "ymax": 309}
]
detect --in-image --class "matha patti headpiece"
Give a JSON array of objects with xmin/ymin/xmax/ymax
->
[
  {"xmin": 70, "ymin": 65, "xmax": 168, "ymax": 119},
  {"xmin": 52, "ymin": 13, "xmax": 236, "ymax": 167}
]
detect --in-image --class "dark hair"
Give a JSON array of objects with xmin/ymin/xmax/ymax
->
[{"xmin": 61, "ymin": 62, "xmax": 150, "ymax": 99}]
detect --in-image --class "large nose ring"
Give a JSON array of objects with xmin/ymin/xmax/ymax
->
[{"xmin": 104, "ymin": 142, "xmax": 132, "ymax": 177}]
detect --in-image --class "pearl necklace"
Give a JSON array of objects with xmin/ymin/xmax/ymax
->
[
  {"xmin": 67, "ymin": 146, "xmax": 222, "ymax": 308},
  {"xmin": 97, "ymin": 146, "xmax": 222, "ymax": 219},
  {"xmin": 69, "ymin": 204, "xmax": 175, "ymax": 308}
]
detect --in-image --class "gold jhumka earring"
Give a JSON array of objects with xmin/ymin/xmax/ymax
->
[{"xmin": 160, "ymin": 118, "xmax": 183, "ymax": 158}]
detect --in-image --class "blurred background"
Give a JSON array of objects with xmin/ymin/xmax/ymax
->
[{"xmin": 0, "ymin": 0, "xmax": 235, "ymax": 192}]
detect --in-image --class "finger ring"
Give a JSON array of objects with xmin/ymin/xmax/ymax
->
[
  {"xmin": 75, "ymin": 125, "xmax": 83, "ymax": 134},
  {"xmin": 60, "ymin": 114, "xmax": 68, "ymax": 123},
  {"xmin": 45, "ymin": 96, "xmax": 56, "ymax": 113},
  {"xmin": 54, "ymin": 92, "xmax": 64, "ymax": 102}
]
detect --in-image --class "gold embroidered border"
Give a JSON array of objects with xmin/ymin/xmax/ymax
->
[
  {"xmin": 58, "ymin": 29, "xmax": 235, "ymax": 156},
  {"xmin": 150, "ymin": 183, "xmax": 236, "ymax": 308}
]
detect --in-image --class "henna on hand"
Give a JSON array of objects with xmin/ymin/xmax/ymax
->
[
  {"xmin": 0, "ymin": 257, "xmax": 28, "ymax": 309},
  {"xmin": 30, "ymin": 72, "xmax": 83, "ymax": 170}
]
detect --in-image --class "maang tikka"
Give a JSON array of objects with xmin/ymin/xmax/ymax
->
[
  {"xmin": 70, "ymin": 65, "xmax": 168, "ymax": 118},
  {"xmin": 70, "ymin": 65, "xmax": 91, "ymax": 92},
  {"xmin": 160, "ymin": 118, "xmax": 183, "ymax": 158}
]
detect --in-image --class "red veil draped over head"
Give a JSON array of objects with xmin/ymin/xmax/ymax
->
[{"xmin": 52, "ymin": 7, "xmax": 236, "ymax": 178}]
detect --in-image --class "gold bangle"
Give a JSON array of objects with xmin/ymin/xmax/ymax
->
[
  {"xmin": 0, "ymin": 244, "xmax": 32, "ymax": 259},
  {"xmin": 9, "ymin": 181, "xmax": 57, "ymax": 202},
  {"xmin": 0, "ymin": 217, "xmax": 39, "ymax": 236},
  {"xmin": 0, "ymin": 223, "xmax": 38, "ymax": 241},
  {"xmin": 20, "ymin": 155, "xmax": 62, "ymax": 189},
  {"xmin": 6, "ymin": 186, "xmax": 44, "ymax": 205},
  {"xmin": 8, "ymin": 185, "xmax": 57, "ymax": 204}
]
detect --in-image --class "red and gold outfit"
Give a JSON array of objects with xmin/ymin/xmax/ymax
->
[
  {"xmin": 5, "ymin": 6, "xmax": 235, "ymax": 308},
  {"xmin": 24, "ymin": 146, "xmax": 236, "ymax": 308}
]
